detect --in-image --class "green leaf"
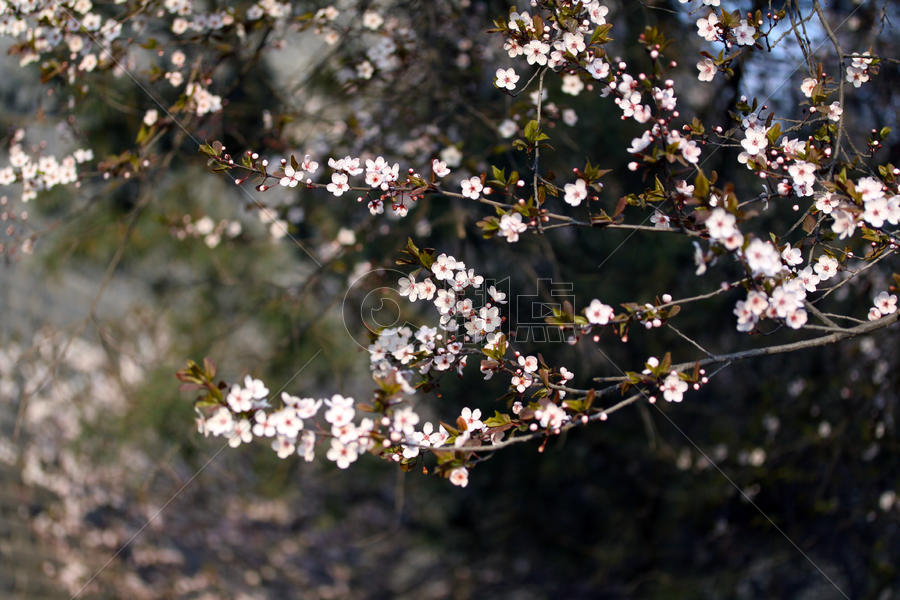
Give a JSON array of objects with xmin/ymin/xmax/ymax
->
[
  {"xmin": 484, "ymin": 411, "xmax": 512, "ymax": 428},
  {"xmin": 694, "ymin": 170, "xmax": 709, "ymax": 199},
  {"xmin": 766, "ymin": 122, "xmax": 782, "ymax": 146},
  {"xmin": 659, "ymin": 352, "xmax": 672, "ymax": 373},
  {"xmin": 136, "ymin": 124, "xmax": 151, "ymax": 145},
  {"xmin": 199, "ymin": 143, "xmax": 218, "ymax": 157},
  {"xmin": 202, "ymin": 357, "xmax": 217, "ymax": 378},
  {"xmin": 524, "ymin": 120, "xmax": 540, "ymax": 142},
  {"xmin": 590, "ymin": 23, "xmax": 613, "ymax": 45},
  {"xmin": 584, "ymin": 389, "xmax": 595, "ymax": 410},
  {"xmin": 690, "ymin": 117, "xmax": 706, "ymax": 136}
]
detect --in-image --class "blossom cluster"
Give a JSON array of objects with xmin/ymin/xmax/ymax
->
[
  {"xmin": 690, "ymin": 2, "xmax": 782, "ymax": 85},
  {"xmin": 818, "ymin": 178, "xmax": 900, "ymax": 239},
  {"xmin": 191, "ymin": 370, "xmax": 481, "ymax": 485},
  {"xmin": 368, "ymin": 252, "xmax": 500, "ymax": 379},
  {"xmin": 500, "ymin": 2, "xmax": 703, "ymax": 170},
  {"xmin": 169, "ymin": 214, "xmax": 243, "ymax": 248},
  {"xmin": 703, "ymin": 206, "xmax": 839, "ymax": 330},
  {"xmin": 2, "ymin": 0, "xmax": 124, "ymax": 71},
  {"xmin": 187, "ymin": 245, "xmax": 635, "ymax": 485},
  {"xmin": 0, "ymin": 0, "xmax": 237, "ymax": 121},
  {"xmin": 185, "ymin": 83, "xmax": 223, "ymax": 117},
  {"xmin": 0, "ymin": 131, "xmax": 92, "ymax": 203},
  {"xmin": 369, "ymin": 250, "xmax": 627, "ymax": 423},
  {"xmin": 242, "ymin": 148, "xmax": 455, "ymax": 218},
  {"xmin": 0, "ymin": 127, "xmax": 96, "ymax": 257},
  {"xmin": 868, "ymin": 291, "xmax": 898, "ymax": 321},
  {"xmin": 143, "ymin": 0, "xmax": 900, "ymax": 493},
  {"xmin": 846, "ymin": 53, "xmax": 874, "ymax": 88}
]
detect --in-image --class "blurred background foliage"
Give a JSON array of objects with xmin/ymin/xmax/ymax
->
[{"xmin": 1, "ymin": 0, "xmax": 898, "ymax": 598}]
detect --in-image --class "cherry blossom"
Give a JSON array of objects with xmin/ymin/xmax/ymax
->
[
  {"xmin": 827, "ymin": 102, "xmax": 843, "ymax": 122},
  {"xmin": 744, "ymin": 239, "xmax": 782, "ymax": 277},
  {"xmin": 585, "ymin": 299, "xmax": 614, "ymax": 325},
  {"xmin": 206, "ymin": 407, "xmax": 234, "ymax": 436},
  {"xmin": 846, "ymin": 65, "xmax": 869, "ymax": 87},
  {"xmin": 788, "ymin": 161, "xmax": 816, "ymax": 189},
  {"xmin": 448, "ymin": 466, "xmax": 469, "ymax": 487},
  {"xmin": 816, "ymin": 192, "xmax": 840, "ymax": 214},
  {"xmin": 488, "ymin": 285, "xmax": 507, "ymax": 304},
  {"xmin": 461, "ymin": 176, "xmax": 483, "ymax": 199},
  {"xmin": 650, "ymin": 212, "xmax": 671, "ymax": 229},
  {"xmin": 362, "ymin": 10, "xmax": 383, "ymax": 30},
  {"xmin": 272, "ymin": 436, "xmax": 296, "ymax": 459},
  {"xmin": 324, "ymin": 394, "xmax": 356, "ymax": 427},
  {"xmin": 800, "ymin": 78, "xmax": 818, "ymax": 98},
  {"xmin": 524, "ymin": 40, "xmax": 549, "ymax": 65},
  {"xmin": 627, "ymin": 131, "xmax": 653, "ymax": 154},
  {"xmin": 741, "ymin": 125, "xmax": 768, "ymax": 156},
  {"xmin": 681, "ymin": 140, "xmax": 701, "ymax": 163},
  {"xmin": 432, "ymin": 253, "xmax": 459, "ymax": 282},
  {"xmin": 416, "ymin": 278, "xmax": 437, "ymax": 301},
  {"xmin": 476, "ymin": 306, "xmax": 501, "ymax": 333},
  {"xmin": 697, "ymin": 58, "xmax": 716, "ymax": 82},
  {"xmin": 873, "ymin": 292, "xmax": 897, "ymax": 316},
  {"xmin": 733, "ymin": 20, "xmax": 756, "ymax": 45},
  {"xmin": 301, "ymin": 155, "xmax": 319, "ymax": 174},
  {"xmin": 326, "ymin": 439, "xmax": 359, "ymax": 469},
  {"xmin": 440, "ymin": 146, "xmax": 462, "ymax": 168},
  {"xmin": 745, "ymin": 291, "xmax": 769, "ymax": 316},
  {"xmin": 279, "ymin": 165, "xmax": 302, "ymax": 188},
  {"xmin": 539, "ymin": 403, "xmax": 568, "ymax": 429},
  {"xmin": 696, "ymin": 13, "xmax": 719, "ymax": 42},
  {"xmin": 228, "ymin": 419, "xmax": 253, "ymax": 448},
  {"xmin": 432, "ymin": 158, "xmax": 451, "ymax": 178},
  {"xmin": 226, "ymin": 385, "xmax": 254, "ymax": 413},
  {"xmin": 272, "ymin": 407, "xmax": 303, "ymax": 438},
  {"xmin": 393, "ymin": 407, "xmax": 420, "ymax": 435},
  {"xmin": 785, "ymin": 308, "xmax": 808, "ymax": 329},
  {"xmin": 499, "ymin": 212, "xmax": 527, "ymax": 243},
  {"xmin": 252, "ymin": 410, "xmax": 277, "ymax": 438},
  {"xmin": 498, "ymin": 119, "xmax": 518, "ymax": 138},
  {"xmin": 143, "ymin": 109, "xmax": 158, "ymax": 127},
  {"xmin": 511, "ymin": 373, "xmax": 533, "ymax": 393},
  {"xmin": 460, "ymin": 407, "xmax": 484, "ymax": 431},
  {"xmin": 561, "ymin": 75, "xmax": 585, "ymax": 96},
  {"xmin": 813, "ymin": 255, "xmax": 839, "ymax": 281},
  {"xmin": 781, "ymin": 244, "xmax": 803, "ymax": 266},
  {"xmin": 564, "ymin": 179, "xmax": 588, "ymax": 206},
  {"xmin": 326, "ymin": 172, "xmax": 350, "ymax": 196},
  {"xmin": 734, "ymin": 300, "xmax": 758, "ymax": 332},
  {"xmin": 862, "ymin": 197, "xmax": 889, "ymax": 228},
  {"xmin": 796, "ymin": 267, "xmax": 821, "ymax": 293},
  {"xmin": 495, "ymin": 67, "xmax": 520, "ymax": 91},
  {"xmin": 518, "ymin": 355, "xmax": 538, "ymax": 373},
  {"xmin": 824, "ymin": 210, "xmax": 853, "ymax": 240},
  {"xmin": 587, "ymin": 57, "xmax": 610, "ymax": 79},
  {"xmin": 660, "ymin": 373, "xmax": 688, "ymax": 403},
  {"xmin": 586, "ymin": 2, "xmax": 609, "ymax": 25},
  {"xmin": 706, "ymin": 208, "xmax": 738, "ymax": 241}
]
